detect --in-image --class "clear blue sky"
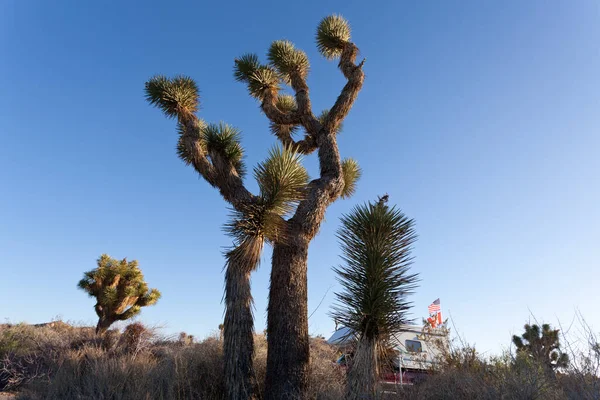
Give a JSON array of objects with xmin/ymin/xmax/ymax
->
[{"xmin": 1, "ymin": 1, "xmax": 598, "ymax": 355}]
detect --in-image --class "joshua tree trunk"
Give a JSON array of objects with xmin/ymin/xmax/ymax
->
[
  {"xmin": 265, "ymin": 238, "xmax": 310, "ymax": 399},
  {"xmin": 96, "ymin": 316, "xmax": 113, "ymax": 335},
  {"xmin": 223, "ymin": 251, "xmax": 257, "ymax": 400},
  {"xmin": 347, "ymin": 335, "xmax": 378, "ymax": 400}
]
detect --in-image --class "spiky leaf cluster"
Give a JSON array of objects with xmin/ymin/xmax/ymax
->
[
  {"xmin": 512, "ymin": 324, "xmax": 569, "ymax": 371},
  {"xmin": 255, "ymin": 146, "xmax": 308, "ymax": 216},
  {"xmin": 316, "ymin": 15, "xmax": 351, "ymax": 60},
  {"xmin": 340, "ymin": 158, "xmax": 361, "ymax": 199},
  {"xmin": 202, "ymin": 122, "xmax": 246, "ymax": 176},
  {"xmin": 276, "ymin": 94, "xmax": 298, "ymax": 113},
  {"xmin": 145, "ymin": 75, "xmax": 199, "ymax": 118},
  {"xmin": 225, "ymin": 202, "xmax": 277, "ymax": 244},
  {"xmin": 78, "ymin": 254, "xmax": 161, "ymax": 323},
  {"xmin": 225, "ymin": 146, "xmax": 308, "ymax": 245},
  {"xmin": 233, "ymin": 53, "xmax": 261, "ymax": 83},
  {"xmin": 331, "ymin": 201, "xmax": 419, "ymax": 341},
  {"xmin": 249, "ymin": 67, "xmax": 281, "ymax": 100},
  {"xmin": 234, "ymin": 56, "xmax": 280, "ymax": 100},
  {"xmin": 268, "ymin": 40, "xmax": 310, "ymax": 83}
]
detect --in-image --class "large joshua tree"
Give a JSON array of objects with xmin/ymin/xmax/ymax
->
[
  {"xmin": 144, "ymin": 15, "xmax": 364, "ymax": 399},
  {"xmin": 331, "ymin": 197, "xmax": 419, "ymax": 400},
  {"xmin": 78, "ymin": 254, "xmax": 161, "ymax": 335}
]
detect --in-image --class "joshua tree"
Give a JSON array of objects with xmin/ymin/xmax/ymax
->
[
  {"xmin": 144, "ymin": 14, "xmax": 364, "ymax": 399},
  {"xmin": 331, "ymin": 198, "xmax": 419, "ymax": 400},
  {"xmin": 78, "ymin": 254, "xmax": 161, "ymax": 335},
  {"xmin": 513, "ymin": 323, "xmax": 569, "ymax": 373}
]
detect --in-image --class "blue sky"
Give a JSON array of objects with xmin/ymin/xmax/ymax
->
[{"xmin": 1, "ymin": 0, "xmax": 598, "ymax": 354}]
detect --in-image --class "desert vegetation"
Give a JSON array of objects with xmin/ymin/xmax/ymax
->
[
  {"xmin": 1, "ymin": 316, "xmax": 599, "ymax": 399},
  {"xmin": 0, "ymin": 322, "xmax": 344, "ymax": 400},
  {"xmin": 331, "ymin": 196, "xmax": 419, "ymax": 399},
  {"xmin": 1, "ymin": 10, "xmax": 597, "ymax": 400},
  {"xmin": 77, "ymin": 255, "xmax": 161, "ymax": 335}
]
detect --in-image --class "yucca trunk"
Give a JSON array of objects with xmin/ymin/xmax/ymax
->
[
  {"xmin": 223, "ymin": 263, "xmax": 255, "ymax": 400},
  {"xmin": 223, "ymin": 240, "xmax": 262, "ymax": 400},
  {"xmin": 347, "ymin": 335, "xmax": 378, "ymax": 400},
  {"xmin": 264, "ymin": 238, "xmax": 310, "ymax": 400}
]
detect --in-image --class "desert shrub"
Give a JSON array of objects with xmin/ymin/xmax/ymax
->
[
  {"xmin": 0, "ymin": 322, "xmax": 97, "ymax": 392},
  {"xmin": 10, "ymin": 327, "xmax": 225, "ymax": 400},
  {"xmin": 2, "ymin": 323, "xmax": 342, "ymax": 400},
  {"xmin": 8, "ymin": 320, "xmax": 597, "ymax": 400},
  {"xmin": 393, "ymin": 351, "xmax": 564, "ymax": 400},
  {"xmin": 308, "ymin": 337, "xmax": 345, "ymax": 400}
]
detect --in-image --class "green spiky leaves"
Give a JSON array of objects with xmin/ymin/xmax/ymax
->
[
  {"xmin": 255, "ymin": 146, "xmax": 309, "ymax": 216},
  {"xmin": 225, "ymin": 146, "xmax": 308, "ymax": 245},
  {"xmin": 138, "ymin": 289, "xmax": 162, "ymax": 307},
  {"xmin": 341, "ymin": 158, "xmax": 361, "ymax": 199},
  {"xmin": 203, "ymin": 122, "xmax": 246, "ymax": 177},
  {"xmin": 234, "ymin": 53, "xmax": 261, "ymax": 83},
  {"xmin": 331, "ymin": 201, "xmax": 419, "ymax": 341},
  {"xmin": 225, "ymin": 202, "xmax": 273, "ymax": 243},
  {"xmin": 249, "ymin": 67, "xmax": 281, "ymax": 100},
  {"xmin": 276, "ymin": 94, "xmax": 298, "ymax": 113},
  {"xmin": 145, "ymin": 75, "xmax": 199, "ymax": 118},
  {"xmin": 176, "ymin": 122, "xmax": 246, "ymax": 177},
  {"xmin": 316, "ymin": 15, "xmax": 351, "ymax": 60},
  {"xmin": 268, "ymin": 40, "xmax": 310, "ymax": 83},
  {"xmin": 235, "ymin": 54, "xmax": 280, "ymax": 99}
]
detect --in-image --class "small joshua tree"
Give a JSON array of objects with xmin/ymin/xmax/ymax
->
[
  {"xmin": 145, "ymin": 14, "xmax": 364, "ymax": 399},
  {"xmin": 513, "ymin": 323, "xmax": 569, "ymax": 373},
  {"xmin": 78, "ymin": 254, "xmax": 161, "ymax": 335},
  {"xmin": 331, "ymin": 197, "xmax": 419, "ymax": 399}
]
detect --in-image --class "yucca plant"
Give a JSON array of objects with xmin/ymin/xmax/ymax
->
[
  {"xmin": 331, "ymin": 197, "xmax": 419, "ymax": 400},
  {"xmin": 78, "ymin": 254, "xmax": 161, "ymax": 335},
  {"xmin": 145, "ymin": 14, "xmax": 365, "ymax": 399}
]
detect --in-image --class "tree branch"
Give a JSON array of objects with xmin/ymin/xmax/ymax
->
[
  {"xmin": 179, "ymin": 115, "xmax": 257, "ymax": 210},
  {"xmin": 286, "ymin": 43, "xmax": 365, "ymax": 239},
  {"xmin": 324, "ymin": 42, "xmax": 365, "ymax": 132},
  {"xmin": 270, "ymin": 123, "xmax": 318, "ymax": 155},
  {"xmin": 289, "ymin": 132, "xmax": 344, "ymax": 239},
  {"xmin": 260, "ymin": 74, "xmax": 321, "ymax": 139},
  {"xmin": 261, "ymin": 90, "xmax": 301, "ymax": 125}
]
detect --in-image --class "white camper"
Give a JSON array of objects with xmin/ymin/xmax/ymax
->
[{"xmin": 327, "ymin": 324, "xmax": 448, "ymax": 384}]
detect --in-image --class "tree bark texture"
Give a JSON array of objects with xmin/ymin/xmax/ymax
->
[
  {"xmin": 223, "ymin": 263, "xmax": 255, "ymax": 400},
  {"xmin": 347, "ymin": 335, "xmax": 378, "ymax": 400},
  {"xmin": 264, "ymin": 238, "xmax": 310, "ymax": 400}
]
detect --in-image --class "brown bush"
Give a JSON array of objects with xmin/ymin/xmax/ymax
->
[
  {"xmin": 1, "ymin": 323, "xmax": 343, "ymax": 399},
  {"xmin": 5, "ymin": 320, "xmax": 597, "ymax": 400}
]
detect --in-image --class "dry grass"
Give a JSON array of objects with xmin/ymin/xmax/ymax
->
[
  {"xmin": 0, "ymin": 323, "xmax": 344, "ymax": 400},
  {"xmin": 1, "ymin": 320, "xmax": 598, "ymax": 400}
]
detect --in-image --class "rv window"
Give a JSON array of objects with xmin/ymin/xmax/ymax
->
[{"xmin": 405, "ymin": 340, "xmax": 422, "ymax": 353}]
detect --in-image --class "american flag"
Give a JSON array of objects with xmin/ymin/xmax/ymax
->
[{"xmin": 428, "ymin": 298, "xmax": 441, "ymax": 314}]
